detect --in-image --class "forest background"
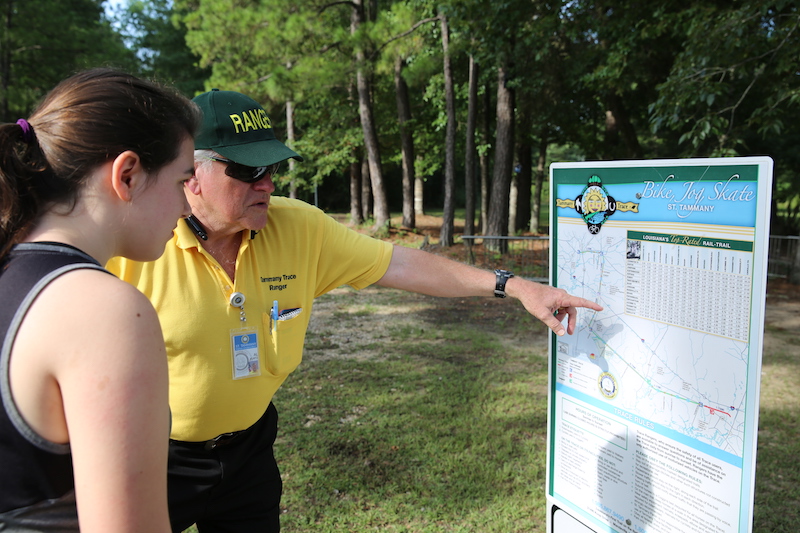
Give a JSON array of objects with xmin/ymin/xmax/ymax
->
[
  {"xmin": 2, "ymin": 0, "xmax": 800, "ymax": 243},
  {"xmin": 3, "ymin": 2, "xmax": 799, "ymax": 531}
]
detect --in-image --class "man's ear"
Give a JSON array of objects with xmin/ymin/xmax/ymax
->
[
  {"xmin": 184, "ymin": 165, "xmax": 202, "ymax": 196},
  {"xmin": 110, "ymin": 151, "xmax": 145, "ymax": 202}
]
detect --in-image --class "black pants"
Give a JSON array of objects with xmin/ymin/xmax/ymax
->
[{"xmin": 167, "ymin": 403, "xmax": 282, "ymax": 533}]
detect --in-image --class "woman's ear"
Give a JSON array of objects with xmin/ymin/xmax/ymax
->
[{"xmin": 109, "ymin": 151, "xmax": 145, "ymax": 202}]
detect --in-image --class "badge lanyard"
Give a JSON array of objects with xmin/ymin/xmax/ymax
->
[{"xmin": 229, "ymin": 292, "xmax": 260, "ymax": 380}]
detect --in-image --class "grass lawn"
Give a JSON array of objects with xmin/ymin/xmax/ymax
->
[
  {"xmin": 276, "ymin": 287, "xmax": 552, "ymax": 532},
  {"xmin": 259, "ymin": 279, "xmax": 797, "ymax": 532},
  {"xmin": 181, "ymin": 217, "xmax": 799, "ymax": 532}
]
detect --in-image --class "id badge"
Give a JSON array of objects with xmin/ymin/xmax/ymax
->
[{"xmin": 230, "ymin": 328, "xmax": 261, "ymax": 379}]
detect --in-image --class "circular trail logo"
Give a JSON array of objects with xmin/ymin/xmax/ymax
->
[
  {"xmin": 575, "ymin": 175, "xmax": 617, "ymax": 234},
  {"xmin": 598, "ymin": 372, "xmax": 619, "ymax": 399}
]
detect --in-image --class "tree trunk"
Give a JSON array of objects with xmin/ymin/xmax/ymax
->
[
  {"xmin": 479, "ymin": 81, "xmax": 491, "ymax": 233},
  {"xmin": 464, "ymin": 54, "xmax": 478, "ymax": 236},
  {"xmin": 439, "ymin": 12, "xmax": 456, "ymax": 247},
  {"xmin": 508, "ymin": 172, "xmax": 518, "ymax": 235},
  {"xmin": 486, "ymin": 64, "xmax": 515, "ymax": 252},
  {"xmin": 530, "ymin": 135, "xmax": 547, "ymax": 234},
  {"xmin": 366, "ymin": 0, "xmax": 377, "ymax": 20},
  {"xmin": 515, "ymin": 138, "xmax": 532, "ymax": 234},
  {"xmin": 286, "ymin": 100, "xmax": 297, "ymax": 199},
  {"xmin": 394, "ymin": 55, "xmax": 415, "ymax": 229},
  {"xmin": 514, "ymin": 99, "xmax": 532, "ymax": 234},
  {"xmin": 1, "ymin": 1, "xmax": 13, "ymax": 121},
  {"xmin": 350, "ymin": 150, "xmax": 363, "ymax": 225},
  {"xmin": 414, "ymin": 165, "xmax": 424, "ymax": 217},
  {"xmin": 361, "ymin": 155, "xmax": 372, "ymax": 221},
  {"xmin": 604, "ymin": 92, "xmax": 643, "ymax": 159},
  {"xmin": 352, "ymin": 0, "xmax": 389, "ymax": 230}
]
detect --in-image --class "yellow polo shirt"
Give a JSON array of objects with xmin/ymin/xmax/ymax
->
[{"xmin": 107, "ymin": 197, "xmax": 393, "ymax": 441}]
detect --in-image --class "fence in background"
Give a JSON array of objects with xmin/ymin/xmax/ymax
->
[
  {"xmin": 461, "ymin": 235, "xmax": 800, "ymax": 285},
  {"xmin": 768, "ymin": 235, "xmax": 800, "ymax": 283},
  {"xmin": 461, "ymin": 236, "xmax": 550, "ymax": 282}
]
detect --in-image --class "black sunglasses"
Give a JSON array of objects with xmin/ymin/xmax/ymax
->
[{"xmin": 208, "ymin": 156, "xmax": 280, "ymax": 183}]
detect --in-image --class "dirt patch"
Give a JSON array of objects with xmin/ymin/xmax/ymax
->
[
  {"xmin": 762, "ymin": 279, "xmax": 800, "ymax": 406},
  {"xmin": 766, "ymin": 278, "xmax": 800, "ymax": 331},
  {"xmin": 305, "ymin": 287, "xmax": 435, "ymax": 362}
]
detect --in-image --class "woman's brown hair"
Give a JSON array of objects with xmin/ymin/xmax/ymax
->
[{"xmin": 0, "ymin": 68, "xmax": 202, "ymax": 259}]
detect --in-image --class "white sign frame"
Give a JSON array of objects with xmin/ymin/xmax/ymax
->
[{"xmin": 546, "ymin": 157, "xmax": 773, "ymax": 533}]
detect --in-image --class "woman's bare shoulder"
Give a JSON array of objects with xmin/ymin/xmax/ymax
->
[{"xmin": 24, "ymin": 268, "xmax": 165, "ymax": 363}]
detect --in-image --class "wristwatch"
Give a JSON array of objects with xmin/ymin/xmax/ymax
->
[{"xmin": 494, "ymin": 269, "xmax": 514, "ymax": 298}]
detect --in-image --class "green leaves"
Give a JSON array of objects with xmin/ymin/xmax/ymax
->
[
  {"xmin": 93, "ymin": 0, "xmax": 800, "ymax": 224},
  {"xmin": 650, "ymin": 2, "xmax": 800, "ymax": 156},
  {"xmin": 114, "ymin": 0, "xmax": 209, "ymax": 96},
  {"xmin": 0, "ymin": 0, "xmax": 136, "ymax": 120}
]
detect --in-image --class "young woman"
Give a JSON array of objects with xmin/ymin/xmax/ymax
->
[{"xmin": 0, "ymin": 68, "xmax": 201, "ymax": 532}]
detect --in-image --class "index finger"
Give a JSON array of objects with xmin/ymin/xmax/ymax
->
[{"xmin": 567, "ymin": 296, "xmax": 603, "ymax": 312}]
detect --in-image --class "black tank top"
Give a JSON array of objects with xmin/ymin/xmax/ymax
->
[{"xmin": 0, "ymin": 242, "xmax": 108, "ymax": 530}]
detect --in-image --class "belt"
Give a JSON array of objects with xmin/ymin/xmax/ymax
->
[
  {"xmin": 202, "ymin": 431, "xmax": 246, "ymax": 451},
  {"xmin": 171, "ymin": 429, "xmax": 249, "ymax": 451}
]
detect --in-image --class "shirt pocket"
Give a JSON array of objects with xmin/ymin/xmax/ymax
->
[{"xmin": 261, "ymin": 309, "xmax": 305, "ymax": 376}]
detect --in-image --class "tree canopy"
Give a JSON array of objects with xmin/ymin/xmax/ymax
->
[
  {"xmin": 0, "ymin": 0, "xmax": 136, "ymax": 120},
  {"xmin": 5, "ymin": 0, "xmax": 799, "ymax": 234}
]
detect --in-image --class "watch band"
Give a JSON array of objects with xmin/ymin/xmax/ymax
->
[{"xmin": 494, "ymin": 269, "xmax": 514, "ymax": 298}]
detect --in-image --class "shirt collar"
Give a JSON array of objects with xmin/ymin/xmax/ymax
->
[
  {"xmin": 174, "ymin": 218, "xmax": 257, "ymax": 253},
  {"xmin": 175, "ymin": 218, "xmax": 204, "ymax": 250}
]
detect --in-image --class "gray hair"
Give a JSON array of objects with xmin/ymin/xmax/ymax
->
[{"xmin": 194, "ymin": 149, "xmax": 219, "ymax": 173}]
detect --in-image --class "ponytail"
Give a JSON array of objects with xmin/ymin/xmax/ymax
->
[
  {"xmin": 0, "ymin": 68, "xmax": 201, "ymax": 261},
  {"xmin": 0, "ymin": 120, "xmax": 58, "ymax": 259}
]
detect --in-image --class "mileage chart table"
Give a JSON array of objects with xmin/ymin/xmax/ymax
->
[{"xmin": 624, "ymin": 231, "xmax": 753, "ymax": 341}]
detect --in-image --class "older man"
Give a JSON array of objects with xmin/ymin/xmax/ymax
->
[{"xmin": 108, "ymin": 89, "xmax": 601, "ymax": 532}]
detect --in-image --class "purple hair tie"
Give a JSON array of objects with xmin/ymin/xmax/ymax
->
[{"xmin": 16, "ymin": 119, "xmax": 34, "ymax": 143}]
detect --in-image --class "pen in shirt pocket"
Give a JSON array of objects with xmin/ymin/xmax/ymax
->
[
  {"xmin": 270, "ymin": 302, "xmax": 302, "ymax": 335},
  {"xmin": 277, "ymin": 307, "xmax": 302, "ymax": 320}
]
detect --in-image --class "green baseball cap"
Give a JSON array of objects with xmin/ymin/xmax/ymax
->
[{"xmin": 192, "ymin": 89, "xmax": 303, "ymax": 167}]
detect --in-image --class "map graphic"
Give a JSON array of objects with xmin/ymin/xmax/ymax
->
[{"xmin": 554, "ymin": 220, "xmax": 752, "ymax": 458}]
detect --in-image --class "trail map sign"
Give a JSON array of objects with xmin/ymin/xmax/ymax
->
[{"xmin": 546, "ymin": 158, "xmax": 773, "ymax": 533}]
